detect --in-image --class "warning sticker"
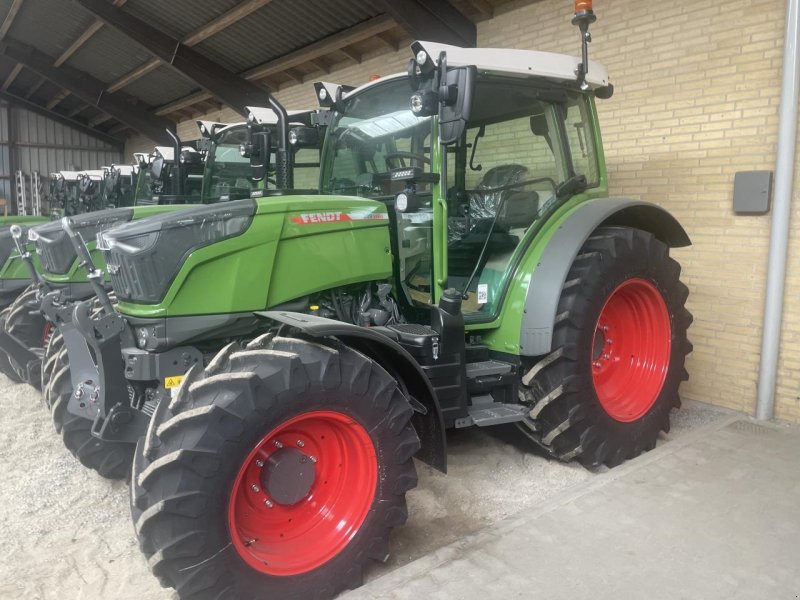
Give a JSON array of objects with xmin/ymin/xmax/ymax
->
[{"xmin": 164, "ymin": 375, "xmax": 184, "ymax": 389}]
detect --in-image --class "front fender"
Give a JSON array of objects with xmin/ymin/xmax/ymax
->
[
  {"xmin": 519, "ymin": 197, "xmax": 690, "ymax": 356},
  {"xmin": 258, "ymin": 311, "xmax": 448, "ymax": 473}
]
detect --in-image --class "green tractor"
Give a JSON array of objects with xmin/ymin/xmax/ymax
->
[
  {"xmin": 102, "ymin": 164, "xmax": 139, "ymax": 208},
  {"xmin": 62, "ymin": 8, "xmax": 689, "ymax": 598},
  {"xmin": 27, "ymin": 110, "xmax": 324, "ymax": 476}
]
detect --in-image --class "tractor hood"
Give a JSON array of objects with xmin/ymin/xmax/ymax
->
[
  {"xmin": 105, "ymin": 195, "xmax": 392, "ymax": 316},
  {"xmin": 32, "ymin": 207, "xmax": 134, "ymax": 276}
]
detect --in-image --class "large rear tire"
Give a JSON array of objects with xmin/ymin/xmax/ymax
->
[
  {"xmin": 132, "ymin": 335, "xmax": 419, "ymax": 599},
  {"xmin": 4, "ymin": 284, "xmax": 48, "ymax": 389},
  {"xmin": 518, "ymin": 226, "xmax": 692, "ymax": 468},
  {"xmin": 46, "ymin": 296, "xmax": 132, "ymax": 479}
]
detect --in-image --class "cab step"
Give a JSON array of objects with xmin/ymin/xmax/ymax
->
[{"xmin": 455, "ymin": 394, "xmax": 528, "ymax": 428}]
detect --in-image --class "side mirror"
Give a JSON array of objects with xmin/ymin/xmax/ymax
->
[
  {"xmin": 438, "ymin": 63, "xmax": 476, "ymax": 145},
  {"xmin": 151, "ymin": 157, "xmax": 164, "ymax": 181},
  {"xmin": 408, "ymin": 49, "xmax": 476, "ymax": 146},
  {"xmin": 247, "ymin": 131, "xmax": 272, "ymax": 182}
]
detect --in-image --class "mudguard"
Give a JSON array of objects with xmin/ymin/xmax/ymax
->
[
  {"xmin": 258, "ymin": 311, "xmax": 448, "ymax": 473},
  {"xmin": 520, "ymin": 197, "xmax": 691, "ymax": 356}
]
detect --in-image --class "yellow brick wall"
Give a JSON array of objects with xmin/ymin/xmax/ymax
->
[{"xmin": 125, "ymin": 0, "xmax": 800, "ymax": 422}]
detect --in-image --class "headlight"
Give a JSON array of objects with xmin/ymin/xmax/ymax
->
[
  {"xmin": 318, "ymin": 87, "xmax": 328, "ymax": 102},
  {"xmin": 416, "ymin": 50, "xmax": 428, "ymax": 66},
  {"xmin": 396, "ymin": 192, "xmax": 409, "ymax": 212},
  {"xmin": 136, "ymin": 327, "xmax": 149, "ymax": 349},
  {"xmin": 288, "ymin": 129, "xmax": 298, "ymax": 145}
]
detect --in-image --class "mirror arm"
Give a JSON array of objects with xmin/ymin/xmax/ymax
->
[{"xmin": 165, "ymin": 128, "xmax": 183, "ymax": 196}]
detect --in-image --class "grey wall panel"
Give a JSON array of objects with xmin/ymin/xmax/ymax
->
[{"xmin": 0, "ymin": 104, "xmax": 123, "ymax": 212}]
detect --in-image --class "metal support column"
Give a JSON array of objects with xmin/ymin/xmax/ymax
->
[{"xmin": 756, "ymin": 0, "xmax": 800, "ymax": 420}]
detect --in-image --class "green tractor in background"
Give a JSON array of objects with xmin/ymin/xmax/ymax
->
[
  {"xmin": 0, "ymin": 132, "xmax": 208, "ymax": 390},
  {"xmin": 25, "ymin": 109, "xmax": 325, "ymax": 477},
  {"xmin": 102, "ymin": 164, "xmax": 139, "ymax": 208},
  {"xmin": 55, "ymin": 7, "xmax": 690, "ymax": 598}
]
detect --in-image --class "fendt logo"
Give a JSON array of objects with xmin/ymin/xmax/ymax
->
[
  {"xmin": 290, "ymin": 211, "xmax": 389, "ymax": 225},
  {"xmin": 292, "ymin": 212, "xmax": 345, "ymax": 224}
]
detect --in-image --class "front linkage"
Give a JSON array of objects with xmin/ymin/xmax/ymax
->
[{"xmin": 60, "ymin": 221, "xmax": 201, "ymax": 451}]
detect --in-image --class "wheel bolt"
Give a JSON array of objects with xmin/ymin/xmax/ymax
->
[
  {"xmin": 264, "ymin": 499, "xmax": 274, "ymax": 508},
  {"xmin": 606, "ymin": 339, "xmax": 613, "ymax": 345},
  {"xmin": 255, "ymin": 460, "xmax": 264, "ymax": 468},
  {"xmin": 593, "ymin": 361, "xmax": 601, "ymax": 368},
  {"xmin": 274, "ymin": 441, "xmax": 283, "ymax": 449},
  {"xmin": 296, "ymin": 440, "xmax": 305, "ymax": 448},
  {"xmin": 603, "ymin": 353, "xmax": 610, "ymax": 359},
  {"xmin": 603, "ymin": 325, "xmax": 609, "ymax": 332},
  {"xmin": 310, "ymin": 456, "xmax": 317, "ymax": 463},
  {"xmin": 251, "ymin": 484, "xmax": 260, "ymax": 493}
]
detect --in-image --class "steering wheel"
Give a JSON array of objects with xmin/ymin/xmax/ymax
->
[{"xmin": 384, "ymin": 151, "xmax": 431, "ymax": 168}]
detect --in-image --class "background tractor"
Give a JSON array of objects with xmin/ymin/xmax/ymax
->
[
  {"xmin": 53, "ymin": 6, "xmax": 690, "ymax": 598},
  {"xmin": 34, "ymin": 109, "xmax": 325, "ymax": 477}
]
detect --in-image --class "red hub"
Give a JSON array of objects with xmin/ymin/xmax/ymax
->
[
  {"xmin": 228, "ymin": 410, "xmax": 377, "ymax": 576},
  {"xmin": 591, "ymin": 278, "xmax": 671, "ymax": 422},
  {"xmin": 42, "ymin": 321, "xmax": 53, "ymax": 347}
]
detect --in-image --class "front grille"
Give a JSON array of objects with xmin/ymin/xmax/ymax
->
[
  {"xmin": 36, "ymin": 228, "xmax": 74, "ymax": 275},
  {"xmin": 106, "ymin": 250, "xmax": 161, "ymax": 303},
  {"xmin": 0, "ymin": 230, "xmax": 16, "ymax": 269}
]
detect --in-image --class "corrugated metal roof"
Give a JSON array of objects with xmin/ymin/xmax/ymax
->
[
  {"xmin": 195, "ymin": 0, "xmax": 383, "ymax": 73},
  {"xmin": 66, "ymin": 25, "xmax": 154, "ymax": 86},
  {"xmin": 10, "ymin": 0, "xmax": 94, "ymax": 60},
  {"xmin": 122, "ymin": 65, "xmax": 197, "ymax": 108},
  {"xmin": 124, "ymin": 0, "xmax": 244, "ymax": 40}
]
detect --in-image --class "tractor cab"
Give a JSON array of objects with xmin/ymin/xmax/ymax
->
[
  {"xmin": 319, "ymin": 42, "xmax": 611, "ymax": 322},
  {"xmin": 102, "ymin": 164, "xmax": 137, "ymax": 209},
  {"xmin": 49, "ymin": 170, "xmax": 83, "ymax": 217},
  {"xmin": 198, "ymin": 108, "xmax": 325, "ymax": 202},
  {"xmin": 133, "ymin": 145, "xmax": 205, "ymax": 205}
]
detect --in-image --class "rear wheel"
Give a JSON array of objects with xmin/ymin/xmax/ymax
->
[
  {"xmin": 4, "ymin": 284, "xmax": 48, "ymax": 388},
  {"xmin": 132, "ymin": 335, "xmax": 419, "ymax": 599},
  {"xmin": 518, "ymin": 226, "xmax": 692, "ymax": 468}
]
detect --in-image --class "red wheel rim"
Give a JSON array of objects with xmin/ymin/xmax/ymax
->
[
  {"xmin": 42, "ymin": 322, "xmax": 53, "ymax": 347},
  {"xmin": 591, "ymin": 278, "xmax": 671, "ymax": 422},
  {"xmin": 228, "ymin": 410, "xmax": 377, "ymax": 576}
]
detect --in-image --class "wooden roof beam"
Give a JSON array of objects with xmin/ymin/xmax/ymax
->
[
  {"xmin": 1, "ymin": 62, "xmax": 22, "ymax": 91},
  {"xmin": 375, "ymin": 0, "xmax": 476, "ymax": 47},
  {"xmin": 154, "ymin": 15, "xmax": 397, "ymax": 116},
  {"xmin": 1, "ymin": 38, "xmax": 176, "ymax": 143},
  {"xmin": 107, "ymin": 0, "xmax": 273, "ymax": 93},
  {"xmin": 54, "ymin": 0, "xmax": 128, "ymax": 67},
  {"xmin": 75, "ymin": 0, "xmax": 266, "ymax": 117},
  {"xmin": 45, "ymin": 89, "xmax": 70, "ymax": 110},
  {"xmin": 0, "ymin": 89, "xmax": 123, "ymax": 147},
  {"xmin": 0, "ymin": 0, "xmax": 24, "ymax": 41}
]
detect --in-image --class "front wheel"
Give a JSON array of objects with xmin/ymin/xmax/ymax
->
[
  {"xmin": 4, "ymin": 284, "xmax": 48, "ymax": 388},
  {"xmin": 132, "ymin": 335, "xmax": 419, "ymax": 599},
  {"xmin": 518, "ymin": 226, "xmax": 692, "ymax": 468}
]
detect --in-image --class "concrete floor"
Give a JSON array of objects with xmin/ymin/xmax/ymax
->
[{"xmin": 346, "ymin": 414, "xmax": 800, "ymax": 600}]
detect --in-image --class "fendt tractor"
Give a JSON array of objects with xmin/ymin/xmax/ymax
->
[
  {"xmin": 29, "ymin": 109, "xmax": 324, "ymax": 476},
  {"xmin": 53, "ymin": 4, "xmax": 690, "ymax": 598}
]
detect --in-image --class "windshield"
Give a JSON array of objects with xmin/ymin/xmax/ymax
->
[
  {"xmin": 323, "ymin": 77, "xmax": 433, "ymax": 198},
  {"xmin": 204, "ymin": 125, "xmax": 322, "ymax": 201},
  {"xmin": 134, "ymin": 160, "xmax": 169, "ymax": 204},
  {"xmin": 204, "ymin": 127, "xmax": 253, "ymax": 201}
]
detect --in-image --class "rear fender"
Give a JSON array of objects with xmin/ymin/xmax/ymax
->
[
  {"xmin": 520, "ymin": 198, "xmax": 690, "ymax": 356},
  {"xmin": 258, "ymin": 311, "xmax": 448, "ymax": 473}
]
